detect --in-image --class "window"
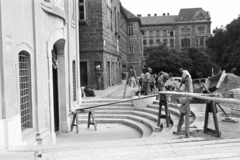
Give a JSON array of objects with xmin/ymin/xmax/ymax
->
[
  {"xmin": 143, "ymin": 40, "xmax": 146, "ymax": 45},
  {"xmin": 72, "ymin": 60, "xmax": 77, "ymax": 101},
  {"xmin": 169, "ymin": 31, "xmax": 174, "ymax": 36},
  {"xmin": 182, "ymin": 38, "xmax": 190, "ymax": 47},
  {"xmin": 163, "ymin": 30, "xmax": 167, "ymax": 37},
  {"xmin": 156, "ymin": 30, "xmax": 160, "ymax": 37},
  {"xmin": 149, "ymin": 39, "xmax": 153, "ymax": 45},
  {"xmin": 163, "ymin": 39, "xmax": 167, "ymax": 46},
  {"xmin": 72, "ymin": 0, "xmax": 76, "ymax": 23},
  {"xmin": 149, "ymin": 30, "xmax": 153, "ymax": 37},
  {"xmin": 181, "ymin": 28, "xmax": 190, "ymax": 36},
  {"xmin": 19, "ymin": 51, "xmax": 32, "ymax": 132},
  {"xmin": 128, "ymin": 25, "xmax": 133, "ymax": 35},
  {"xmin": 198, "ymin": 27, "xmax": 205, "ymax": 35},
  {"xmin": 114, "ymin": 7, "xmax": 117, "ymax": 32},
  {"xmin": 106, "ymin": 0, "xmax": 112, "ymax": 29},
  {"xmin": 200, "ymin": 37, "xmax": 204, "ymax": 46},
  {"xmin": 129, "ymin": 46, "xmax": 134, "ymax": 54},
  {"xmin": 196, "ymin": 38, "xmax": 199, "ymax": 46},
  {"xmin": 79, "ymin": 0, "xmax": 86, "ymax": 21},
  {"xmin": 156, "ymin": 39, "xmax": 161, "ymax": 44},
  {"xmin": 170, "ymin": 39, "xmax": 174, "ymax": 47}
]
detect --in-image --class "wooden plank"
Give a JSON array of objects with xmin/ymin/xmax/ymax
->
[
  {"xmin": 76, "ymin": 94, "xmax": 158, "ymax": 111},
  {"xmin": 159, "ymin": 91, "xmax": 240, "ymax": 105}
]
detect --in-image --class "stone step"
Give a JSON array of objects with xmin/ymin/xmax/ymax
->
[
  {"xmin": 10, "ymin": 138, "xmax": 240, "ymax": 160},
  {"xmin": 79, "ymin": 114, "xmax": 155, "ymax": 130},
  {"xmin": 78, "ymin": 118, "xmax": 152, "ymax": 138},
  {"xmin": 94, "ymin": 109, "xmax": 159, "ymax": 122}
]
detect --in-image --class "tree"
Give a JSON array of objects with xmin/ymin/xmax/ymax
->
[
  {"xmin": 206, "ymin": 17, "xmax": 240, "ymax": 75},
  {"xmin": 145, "ymin": 45, "xmax": 184, "ymax": 76},
  {"xmin": 145, "ymin": 45, "xmax": 217, "ymax": 79}
]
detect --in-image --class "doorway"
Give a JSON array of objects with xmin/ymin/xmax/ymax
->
[
  {"xmin": 80, "ymin": 62, "xmax": 88, "ymax": 86},
  {"xmin": 52, "ymin": 45, "xmax": 60, "ymax": 133},
  {"xmin": 107, "ymin": 61, "xmax": 111, "ymax": 87}
]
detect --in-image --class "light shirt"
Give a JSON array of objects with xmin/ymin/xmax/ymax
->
[{"xmin": 182, "ymin": 70, "xmax": 191, "ymax": 80}]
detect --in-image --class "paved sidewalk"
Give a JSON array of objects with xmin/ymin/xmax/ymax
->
[{"xmin": 83, "ymin": 80, "xmax": 139, "ymax": 99}]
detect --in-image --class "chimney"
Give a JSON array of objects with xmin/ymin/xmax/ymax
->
[
  {"xmin": 154, "ymin": 13, "xmax": 157, "ymax": 16},
  {"xmin": 163, "ymin": 13, "xmax": 166, "ymax": 16},
  {"xmin": 137, "ymin": 14, "xmax": 142, "ymax": 17},
  {"xmin": 148, "ymin": 14, "xmax": 151, "ymax": 17},
  {"xmin": 167, "ymin": 13, "xmax": 170, "ymax": 16}
]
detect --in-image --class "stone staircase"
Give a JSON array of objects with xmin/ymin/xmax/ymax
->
[
  {"xmin": 78, "ymin": 98, "xmax": 195, "ymax": 138},
  {"xmin": 4, "ymin": 98, "xmax": 240, "ymax": 159}
]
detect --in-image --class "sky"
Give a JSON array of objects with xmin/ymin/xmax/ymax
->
[{"xmin": 120, "ymin": 0, "xmax": 240, "ymax": 33}]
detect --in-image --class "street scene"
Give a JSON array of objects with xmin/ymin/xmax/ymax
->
[{"xmin": 1, "ymin": 0, "xmax": 240, "ymax": 159}]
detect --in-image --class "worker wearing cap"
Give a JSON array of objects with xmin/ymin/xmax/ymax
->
[
  {"xmin": 179, "ymin": 68, "xmax": 193, "ymax": 93},
  {"xmin": 158, "ymin": 71, "xmax": 171, "ymax": 91}
]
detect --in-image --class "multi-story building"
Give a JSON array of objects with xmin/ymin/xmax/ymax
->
[
  {"xmin": 0, "ymin": 0, "xmax": 80, "ymax": 149},
  {"xmin": 79, "ymin": 0, "xmax": 143, "ymax": 89},
  {"xmin": 140, "ymin": 8, "xmax": 211, "ymax": 61}
]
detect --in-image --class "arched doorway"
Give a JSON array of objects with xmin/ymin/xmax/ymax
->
[{"xmin": 52, "ymin": 45, "xmax": 60, "ymax": 133}]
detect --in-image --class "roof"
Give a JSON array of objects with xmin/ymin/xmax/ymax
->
[
  {"xmin": 122, "ymin": 7, "xmax": 138, "ymax": 19},
  {"xmin": 177, "ymin": 8, "xmax": 203, "ymax": 21},
  {"xmin": 140, "ymin": 15, "xmax": 178, "ymax": 25}
]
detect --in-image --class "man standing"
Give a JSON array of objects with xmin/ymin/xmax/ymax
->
[
  {"xmin": 127, "ymin": 66, "xmax": 137, "ymax": 87},
  {"xmin": 142, "ymin": 67, "xmax": 152, "ymax": 95},
  {"xmin": 179, "ymin": 68, "xmax": 193, "ymax": 93}
]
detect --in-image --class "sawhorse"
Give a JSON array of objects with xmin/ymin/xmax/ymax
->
[
  {"xmin": 175, "ymin": 99, "xmax": 221, "ymax": 137},
  {"xmin": 71, "ymin": 108, "xmax": 97, "ymax": 133}
]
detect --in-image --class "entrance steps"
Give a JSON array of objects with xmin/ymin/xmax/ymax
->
[{"xmin": 78, "ymin": 98, "xmax": 187, "ymax": 139}]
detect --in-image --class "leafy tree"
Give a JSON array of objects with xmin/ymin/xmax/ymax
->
[
  {"xmin": 206, "ymin": 17, "xmax": 240, "ymax": 75},
  {"xmin": 145, "ymin": 45, "xmax": 217, "ymax": 79},
  {"xmin": 145, "ymin": 45, "xmax": 183, "ymax": 76}
]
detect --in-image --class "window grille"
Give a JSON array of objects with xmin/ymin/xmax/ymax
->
[
  {"xmin": 19, "ymin": 52, "xmax": 32, "ymax": 131},
  {"xmin": 72, "ymin": 61, "xmax": 77, "ymax": 101}
]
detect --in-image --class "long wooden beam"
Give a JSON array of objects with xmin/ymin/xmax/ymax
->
[
  {"xmin": 159, "ymin": 91, "xmax": 240, "ymax": 106},
  {"xmin": 76, "ymin": 94, "xmax": 157, "ymax": 111}
]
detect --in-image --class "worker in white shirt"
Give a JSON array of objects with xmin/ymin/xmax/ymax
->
[{"xmin": 178, "ymin": 68, "xmax": 193, "ymax": 93}]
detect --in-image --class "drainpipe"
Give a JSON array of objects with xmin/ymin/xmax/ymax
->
[{"xmin": 31, "ymin": 0, "xmax": 40, "ymax": 135}]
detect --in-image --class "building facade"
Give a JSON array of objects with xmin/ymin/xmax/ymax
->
[
  {"xmin": 79, "ymin": 0, "xmax": 143, "ymax": 89},
  {"xmin": 0, "ymin": 0, "xmax": 80, "ymax": 149},
  {"xmin": 140, "ymin": 8, "xmax": 211, "ymax": 62}
]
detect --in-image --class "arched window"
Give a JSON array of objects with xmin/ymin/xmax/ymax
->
[
  {"xmin": 72, "ymin": 60, "xmax": 77, "ymax": 101},
  {"xmin": 19, "ymin": 51, "xmax": 32, "ymax": 131}
]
